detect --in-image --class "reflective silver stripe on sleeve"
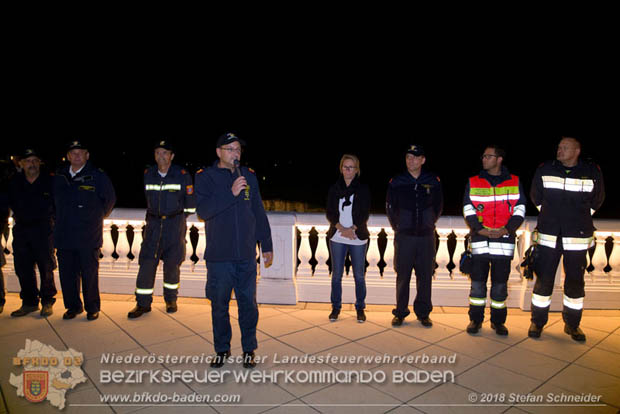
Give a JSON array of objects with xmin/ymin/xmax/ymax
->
[
  {"xmin": 463, "ymin": 204, "xmax": 477, "ymax": 218},
  {"xmin": 513, "ymin": 205, "xmax": 526, "ymax": 218}
]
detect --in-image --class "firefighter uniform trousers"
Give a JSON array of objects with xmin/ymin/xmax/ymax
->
[
  {"xmin": 393, "ymin": 233, "xmax": 435, "ymax": 319},
  {"xmin": 531, "ymin": 237, "xmax": 588, "ymax": 329},
  {"xmin": 12, "ymin": 222, "xmax": 57, "ymax": 307},
  {"xmin": 135, "ymin": 214, "xmax": 186, "ymax": 307},
  {"xmin": 468, "ymin": 252, "xmax": 511, "ymax": 325}
]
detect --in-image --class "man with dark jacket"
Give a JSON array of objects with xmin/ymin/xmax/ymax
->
[
  {"xmin": 54, "ymin": 141, "xmax": 116, "ymax": 321},
  {"xmin": 195, "ymin": 133, "xmax": 273, "ymax": 369},
  {"xmin": 8, "ymin": 148, "xmax": 57, "ymax": 317},
  {"xmin": 0, "ymin": 160, "xmax": 11, "ymax": 314},
  {"xmin": 387, "ymin": 145, "xmax": 443, "ymax": 327},
  {"xmin": 463, "ymin": 145, "xmax": 526, "ymax": 336},
  {"xmin": 128, "ymin": 140, "xmax": 196, "ymax": 318},
  {"xmin": 528, "ymin": 137, "xmax": 605, "ymax": 341}
]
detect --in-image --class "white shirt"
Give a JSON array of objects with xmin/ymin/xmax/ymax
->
[
  {"xmin": 69, "ymin": 165, "xmax": 85, "ymax": 178},
  {"xmin": 330, "ymin": 194, "xmax": 368, "ymax": 246},
  {"xmin": 158, "ymin": 170, "xmax": 168, "ymax": 178}
]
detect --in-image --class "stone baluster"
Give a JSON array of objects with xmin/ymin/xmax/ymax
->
[
  {"xmin": 314, "ymin": 226, "xmax": 330, "ymax": 277},
  {"xmin": 4, "ymin": 219, "xmax": 14, "ymax": 256},
  {"xmin": 297, "ymin": 226, "xmax": 313, "ymax": 276},
  {"xmin": 453, "ymin": 230, "xmax": 468, "ymax": 278},
  {"xmin": 115, "ymin": 223, "xmax": 131, "ymax": 269},
  {"xmin": 591, "ymin": 232, "xmax": 611, "ymax": 278},
  {"xmin": 366, "ymin": 228, "xmax": 382, "ymax": 278},
  {"xmin": 195, "ymin": 224, "xmax": 206, "ymax": 272},
  {"xmin": 383, "ymin": 229, "xmax": 395, "ymax": 277},
  {"xmin": 435, "ymin": 230, "xmax": 451, "ymax": 279},
  {"xmin": 610, "ymin": 233, "xmax": 620, "ymax": 278},
  {"xmin": 128, "ymin": 221, "xmax": 144, "ymax": 265},
  {"xmin": 101, "ymin": 221, "xmax": 116, "ymax": 264}
]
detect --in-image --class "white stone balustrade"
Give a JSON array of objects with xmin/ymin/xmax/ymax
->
[{"xmin": 2, "ymin": 209, "xmax": 619, "ymax": 309}]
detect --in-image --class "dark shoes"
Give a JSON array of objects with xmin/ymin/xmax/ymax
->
[
  {"xmin": 418, "ymin": 316, "xmax": 433, "ymax": 327},
  {"xmin": 391, "ymin": 316, "xmax": 404, "ymax": 326},
  {"xmin": 467, "ymin": 321, "xmax": 482, "ymax": 334},
  {"xmin": 564, "ymin": 324, "xmax": 586, "ymax": 342},
  {"xmin": 128, "ymin": 305, "xmax": 152, "ymax": 319},
  {"xmin": 329, "ymin": 309, "xmax": 340, "ymax": 322},
  {"xmin": 528, "ymin": 322, "xmax": 543, "ymax": 338},
  {"xmin": 63, "ymin": 309, "xmax": 84, "ymax": 320},
  {"xmin": 87, "ymin": 312, "xmax": 99, "ymax": 321},
  {"xmin": 491, "ymin": 322, "xmax": 509, "ymax": 336},
  {"xmin": 243, "ymin": 352, "xmax": 258, "ymax": 369},
  {"xmin": 356, "ymin": 309, "xmax": 366, "ymax": 323},
  {"xmin": 210, "ymin": 351, "xmax": 231, "ymax": 368},
  {"xmin": 11, "ymin": 305, "xmax": 40, "ymax": 317},
  {"xmin": 40, "ymin": 303, "xmax": 54, "ymax": 317},
  {"xmin": 166, "ymin": 301, "xmax": 178, "ymax": 313}
]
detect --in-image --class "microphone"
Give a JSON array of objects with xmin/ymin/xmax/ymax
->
[{"xmin": 233, "ymin": 159, "xmax": 242, "ymax": 177}]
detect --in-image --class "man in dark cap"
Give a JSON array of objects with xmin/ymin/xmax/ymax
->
[
  {"xmin": 8, "ymin": 148, "xmax": 57, "ymax": 317},
  {"xmin": 387, "ymin": 145, "xmax": 443, "ymax": 327},
  {"xmin": 128, "ymin": 140, "xmax": 196, "ymax": 318},
  {"xmin": 53, "ymin": 141, "xmax": 116, "ymax": 321},
  {"xmin": 195, "ymin": 133, "xmax": 273, "ymax": 369}
]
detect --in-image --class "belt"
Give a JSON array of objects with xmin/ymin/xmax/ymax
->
[{"xmin": 146, "ymin": 211, "xmax": 183, "ymax": 220}]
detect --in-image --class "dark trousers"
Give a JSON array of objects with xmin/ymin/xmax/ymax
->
[
  {"xmin": 135, "ymin": 219, "xmax": 186, "ymax": 306},
  {"xmin": 531, "ymin": 243, "xmax": 586, "ymax": 328},
  {"xmin": 392, "ymin": 233, "xmax": 435, "ymax": 319},
  {"xmin": 329, "ymin": 240, "xmax": 367, "ymax": 310},
  {"xmin": 57, "ymin": 248, "xmax": 101, "ymax": 313},
  {"xmin": 468, "ymin": 255, "xmax": 510, "ymax": 324},
  {"xmin": 12, "ymin": 225, "xmax": 57, "ymax": 306},
  {"xmin": 0, "ymin": 266, "xmax": 5, "ymax": 306},
  {"xmin": 206, "ymin": 260, "xmax": 258, "ymax": 353}
]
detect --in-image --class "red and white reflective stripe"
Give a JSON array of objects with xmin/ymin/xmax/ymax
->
[
  {"xmin": 471, "ymin": 241, "xmax": 515, "ymax": 256},
  {"xmin": 563, "ymin": 295, "xmax": 584, "ymax": 310},
  {"xmin": 532, "ymin": 294, "xmax": 551, "ymax": 308},
  {"xmin": 463, "ymin": 204, "xmax": 477, "ymax": 218},
  {"xmin": 488, "ymin": 242, "xmax": 515, "ymax": 257},
  {"xmin": 513, "ymin": 205, "xmax": 526, "ymax": 218},
  {"xmin": 542, "ymin": 176, "xmax": 594, "ymax": 193},
  {"xmin": 562, "ymin": 237, "xmax": 594, "ymax": 251},
  {"xmin": 469, "ymin": 194, "xmax": 521, "ymax": 203}
]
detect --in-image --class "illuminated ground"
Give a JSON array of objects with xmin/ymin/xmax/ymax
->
[{"xmin": 1, "ymin": 293, "xmax": 619, "ymax": 414}]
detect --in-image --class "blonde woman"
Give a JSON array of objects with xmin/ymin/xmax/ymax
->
[{"xmin": 326, "ymin": 154, "xmax": 371, "ymax": 322}]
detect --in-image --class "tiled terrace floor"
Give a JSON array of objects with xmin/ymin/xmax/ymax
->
[{"xmin": 1, "ymin": 293, "xmax": 619, "ymax": 414}]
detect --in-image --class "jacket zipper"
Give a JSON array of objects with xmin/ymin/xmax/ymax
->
[{"xmin": 154, "ymin": 177, "xmax": 164, "ymax": 259}]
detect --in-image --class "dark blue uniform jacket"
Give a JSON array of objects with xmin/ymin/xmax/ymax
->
[
  {"xmin": 195, "ymin": 161, "xmax": 272, "ymax": 262},
  {"xmin": 144, "ymin": 164, "xmax": 196, "ymax": 217},
  {"xmin": 8, "ymin": 171, "xmax": 55, "ymax": 229},
  {"xmin": 53, "ymin": 162, "xmax": 116, "ymax": 249},
  {"xmin": 386, "ymin": 170, "xmax": 443, "ymax": 237}
]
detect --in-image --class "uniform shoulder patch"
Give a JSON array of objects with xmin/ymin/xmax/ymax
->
[
  {"xmin": 144, "ymin": 168, "xmax": 149, "ymax": 175},
  {"xmin": 181, "ymin": 169, "xmax": 187, "ymax": 175},
  {"xmin": 248, "ymin": 167, "xmax": 256, "ymax": 174},
  {"xmin": 436, "ymin": 176, "xmax": 441, "ymax": 182},
  {"xmin": 196, "ymin": 168, "xmax": 204, "ymax": 175}
]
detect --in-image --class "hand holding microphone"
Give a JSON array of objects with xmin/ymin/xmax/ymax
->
[{"xmin": 231, "ymin": 159, "xmax": 248, "ymax": 196}]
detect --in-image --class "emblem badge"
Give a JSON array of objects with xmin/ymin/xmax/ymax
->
[{"xmin": 24, "ymin": 371, "xmax": 48, "ymax": 403}]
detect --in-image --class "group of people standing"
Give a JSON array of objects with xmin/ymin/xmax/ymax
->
[
  {"xmin": 326, "ymin": 137, "xmax": 604, "ymax": 345},
  {"xmin": 0, "ymin": 134, "xmax": 606, "ymax": 371}
]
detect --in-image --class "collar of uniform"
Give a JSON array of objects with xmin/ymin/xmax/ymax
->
[{"xmin": 479, "ymin": 165, "xmax": 511, "ymax": 182}]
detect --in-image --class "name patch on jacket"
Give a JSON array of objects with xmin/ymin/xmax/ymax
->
[{"xmin": 79, "ymin": 185, "xmax": 96, "ymax": 192}]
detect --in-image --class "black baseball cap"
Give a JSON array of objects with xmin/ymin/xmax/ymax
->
[
  {"xmin": 406, "ymin": 144, "xmax": 425, "ymax": 156},
  {"xmin": 21, "ymin": 148, "xmax": 40, "ymax": 159},
  {"xmin": 154, "ymin": 139, "xmax": 174, "ymax": 152},
  {"xmin": 67, "ymin": 140, "xmax": 88, "ymax": 151},
  {"xmin": 216, "ymin": 132, "xmax": 246, "ymax": 148}
]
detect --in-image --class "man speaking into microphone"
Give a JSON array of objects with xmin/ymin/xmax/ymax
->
[{"xmin": 195, "ymin": 133, "xmax": 273, "ymax": 369}]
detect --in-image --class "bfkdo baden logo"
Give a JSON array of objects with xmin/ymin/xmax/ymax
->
[{"xmin": 10, "ymin": 339, "xmax": 87, "ymax": 410}]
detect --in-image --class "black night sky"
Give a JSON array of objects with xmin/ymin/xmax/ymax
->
[{"xmin": 4, "ymin": 55, "xmax": 619, "ymax": 220}]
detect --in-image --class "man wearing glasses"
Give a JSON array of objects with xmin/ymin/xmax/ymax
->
[
  {"xmin": 463, "ymin": 145, "xmax": 526, "ymax": 336},
  {"xmin": 195, "ymin": 133, "xmax": 273, "ymax": 369},
  {"xmin": 387, "ymin": 145, "xmax": 443, "ymax": 327}
]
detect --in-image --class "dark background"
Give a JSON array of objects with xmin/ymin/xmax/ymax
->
[{"xmin": 4, "ymin": 49, "xmax": 618, "ymax": 219}]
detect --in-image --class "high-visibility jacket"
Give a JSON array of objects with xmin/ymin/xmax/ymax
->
[
  {"xmin": 530, "ymin": 160, "xmax": 605, "ymax": 250},
  {"xmin": 463, "ymin": 168, "xmax": 526, "ymax": 257}
]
